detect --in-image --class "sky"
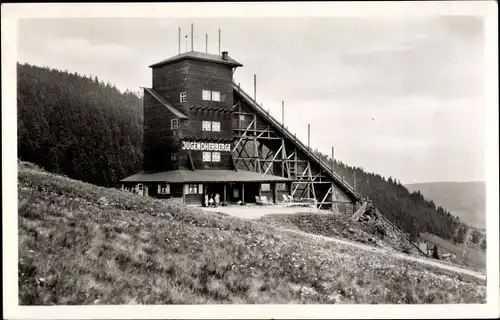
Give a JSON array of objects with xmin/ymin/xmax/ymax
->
[{"xmin": 17, "ymin": 15, "xmax": 486, "ymax": 184}]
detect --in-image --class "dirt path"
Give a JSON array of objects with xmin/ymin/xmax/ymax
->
[
  {"xmin": 201, "ymin": 205, "xmax": 487, "ymax": 281},
  {"xmin": 281, "ymin": 227, "xmax": 487, "ymax": 281}
]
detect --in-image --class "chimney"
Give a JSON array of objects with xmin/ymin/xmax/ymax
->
[{"xmin": 221, "ymin": 51, "xmax": 229, "ymax": 61}]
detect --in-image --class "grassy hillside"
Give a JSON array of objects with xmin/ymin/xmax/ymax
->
[
  {"xmin": 258, "ymin": 213, "xmax": 418, "ymax": 255},
  {"xmin": 18, "ymin": 161, "xmax": 485, "ymax": 304},
  {"xmin": 420, "ymin": 232, "xmax": 486, "ymax": 271},
  {"xmin": 405, "ymin": 182, "xmax": 486, "ymax": 230}
]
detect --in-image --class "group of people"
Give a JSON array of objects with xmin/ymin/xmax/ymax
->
[{"xmin": 204, "ymin": 193, "xmax": 220, "ymax": 207}]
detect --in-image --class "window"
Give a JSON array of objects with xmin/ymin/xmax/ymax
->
[
  {"xmin": 171, "ymin": 119, "xmax": 179, "ymax": 130},
  {"xmin": 180, "ymin": 92, "xmax": 187, "ymax": 103},
  {"xmin": 171, "ymin": 152, "xmax": 178, "ymax": 161},
  {"xmin": 212, "ymin": 91, "xmax": 221, "ymax": 102},
  {"xmin": 202, "ymin": 151, "xmax": 211, "ymax": 162},
  {"xmin": 239, "ymin": 114, "xmax": 245, "ymax": 121},
  {"xmin": 211, "ymin": 121, "xmax": 221, "ymax": 132},
  {"xmin": 202, "ymin": 90, "xmax": 211, "ymax": 101},
  {"xmin": 202, "ymin": 121, "xmax": 212, "ymax": 131},
  {"xmin": 212, "ymin": 152, "xmax": 221, "ymax": 162},
  {"xmin": 202, "ymin": 89, "xmax": 221, "ymax": 102},
  {"xmin": 261, "ymin": 183, "xmax": 271, "ymax": 192},
  {"xmin": 277, "ymin": 183, "xmax": 287, "ymax": 191},
  {"xmin": 188, "ymin": 184, "xmax": 198, "ymax": 194},
  {"xmin": 158, "ymin": 183, "xmax": 170, "ymax": 194}
]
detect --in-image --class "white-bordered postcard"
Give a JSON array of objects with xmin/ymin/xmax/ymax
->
[{"xmin": 2, "ymin": 1, "xmax": 499, "ymax": 319}]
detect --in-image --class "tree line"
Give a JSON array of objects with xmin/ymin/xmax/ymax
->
[{"xmin": 17, "ymin": 63, "xmax": 143, "ymax": 187}]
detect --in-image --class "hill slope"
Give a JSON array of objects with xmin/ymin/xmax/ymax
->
[
  {"xmin": 405, "ymin": 182, "xmax": 486, "ymax": 230},
  {"xmin": 18, "ymin": 161, "xmax": 485, "ymax": 304}
]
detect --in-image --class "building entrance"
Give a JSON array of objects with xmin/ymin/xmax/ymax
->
[{"xmin": 204, "ymin": 183, "xmax": 226, "ymax": 206}]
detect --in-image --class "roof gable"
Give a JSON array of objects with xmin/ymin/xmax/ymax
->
[
  {"xmin": 144, "ymin": 88, "xmax": 188, "ymax": 119},
  {"xmin": 150, "ymin": 51, "xmax": 243, "ymax": 68}
]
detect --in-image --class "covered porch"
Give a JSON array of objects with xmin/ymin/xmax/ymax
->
[{"xmin": 119, "ymin": 169, "xmax": 291, "ymax": 206}]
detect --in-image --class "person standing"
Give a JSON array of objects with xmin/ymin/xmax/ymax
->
[
  {"xmin": 215, "ymin": 193, "xmax": 220, "ymax": 207},
  {"xmin": 209, "ymin": 194, "xmax": 214, "ymax": 207},
  {"xmin": 204, "ymin": 193, "xmax": 209, "ymax": 207}
]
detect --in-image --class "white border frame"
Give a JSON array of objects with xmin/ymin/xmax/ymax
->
[{"xmin": 2, "ymin": 2, "xmax": 498, "ymax": 319}]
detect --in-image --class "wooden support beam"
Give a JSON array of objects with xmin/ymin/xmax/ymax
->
[
  {"xmin": 294, "ymin": 148, "xmax": 298, "ymax": 177},
  {"xmin": 235, "ymin": 140, "xmax": 253, "ymax": 171},
  {"xmin": 291, "ymin": 162, "xmax": 310, "ymax": 196},
  {"xmin": 281, "ymin": 138, "xmax": 285, "ymax": 177},
  {"xmin": 242, "ymin": 183, "xmax": 245, "ymax": 203},
  {"xmin": 232, "ymin": 111, "xmax": 254, "ymax": 116},
  {"xmin": 308, "ymin": 162, "xmax": 316, "ymax": 200},
  {"xmin": 263, "ymin": 144, "xmax": 283, "ymax": 176},
  {"xmin": 233, "ymin": 135, "xmax": 283, "ymax": 140},
  {"xmin": 232, "ymin": 118, "xmax": 255, "ymax": 152},
  {"xmin": 224, "ymin": 184, "xmax": 227, "ymax": 203},
  {"xmin": 318, "ymin": 186, "xmax": 332, "ymax": 209},
  {"xmin": 307, "ymin": 124, "xmax": 310, "ymax": 152},
  {"xmin": 253, "ymin": 114, "xmax": 260, "ymax": 173},
  {"xmin": 182, "ymin": 184, "xmax": 186, "ymax": 205},
  {"xmin": 351, "ymin": 202, "xmax": 368, "ymax": 222},
  {"xmin": 273, "ymin": 182, "xmax": 277, "ymax": 204}
]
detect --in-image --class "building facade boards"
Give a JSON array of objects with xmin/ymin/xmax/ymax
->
[{"xmin": 121, "ymin": 50, "xmax": 360, "ymax": 210}]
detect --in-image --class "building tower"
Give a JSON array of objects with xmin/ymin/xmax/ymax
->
[{"xmin": 121, "ymin": 50, "xmax": 289, "ymax": 204}]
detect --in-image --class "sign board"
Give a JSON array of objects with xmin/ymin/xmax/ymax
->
[{"xmin": 181, "ymin": 141, "xmax": 232, "ymax": 152}]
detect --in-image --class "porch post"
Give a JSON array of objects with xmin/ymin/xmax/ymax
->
[
  {"xmin": 224, "ymin": 183, "xmax": 227, "ymax": 204},
  {"xmin": 331, "ymin": 183, "xmax": 334, "ymax": 212},
  {"xmin": 273, "ymin": 182, "xmax": 277, "ymax": 204},
  {"xmin": 242, "ymin": 183, "xmax": 245, "ymax": 203},
  {"xmin": 182, "ymin": 183, "xmax": 186, "ymax": 205}
]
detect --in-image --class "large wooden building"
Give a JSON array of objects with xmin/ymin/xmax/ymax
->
[{"xmin": 121, "ymin": 49, "xmax": 362, "ymax": 212}]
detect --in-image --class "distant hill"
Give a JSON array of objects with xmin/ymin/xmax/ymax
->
[{"xmin": 405, "ymin": 182, "xmax": 486, "ymax": 230}]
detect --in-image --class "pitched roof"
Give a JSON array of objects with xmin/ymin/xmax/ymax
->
[
  {"xmin": 149, "ymin": 51, "xmax": 243, "ymax": 68},
  {"xmin": 232, "ymin": 82, "xmax": 362, "ymax": 202},
  {"xmin": 120, "ymin": 169, "xmax": 290, "ymax": 183},
  {"xmin": 143, "ymin": 87, "xmax": 188, "ymax": 119}
]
